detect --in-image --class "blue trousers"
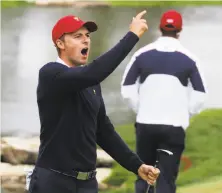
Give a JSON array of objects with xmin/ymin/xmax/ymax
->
[
  {"xmin": 135, "ymin": 123, "xmax": 185, "ymax": 193},
  {"xmin": 28, "ymin": 167, "xmax": 98, "ymax": 193}
]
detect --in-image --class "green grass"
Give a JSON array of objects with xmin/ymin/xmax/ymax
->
[
  {"xmin": 2, "ymin": 0, "xmax": 222, "ymax": 8},
  {"xmin": 1, "ymin": 0, "xmax": 34, "ymax": 8},
  {"xmin": 100, "ymin": 109, "xmax": 222, "ymax": 192},
  {"xmin": 178, "ymin": 176, "xmax": 222, "ymax": 193},
  {"xmin": 108, "ymin": 1, "xmax": 222, "ymax": 7},
  {"xmin": 111, "ymin": 1, "xmax": 222, "ymax": 7}
]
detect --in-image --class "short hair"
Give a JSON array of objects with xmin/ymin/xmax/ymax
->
[
  {"xmin": 160, "ymin": 24, "xmax": 181, "ymax": 38},
  {"xmin": 55, "ymin": 34, "xmax": 65, "ymax": 55}
]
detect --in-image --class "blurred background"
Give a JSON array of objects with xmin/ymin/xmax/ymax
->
[{"xmin": 1, "ymin": 1, "xmax": 222, "ymax": 193}]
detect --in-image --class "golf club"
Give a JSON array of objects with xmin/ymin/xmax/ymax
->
[{"xmin": 146, "ymin": 149, "xmax": 173, "ymax": 193}]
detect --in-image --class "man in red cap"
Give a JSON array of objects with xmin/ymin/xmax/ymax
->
[
  {"xmin": 121, "ymin": 10, "xmax": 207, "ymax": 193},
  {"xmin": 28, "ymin": 11, "xmax": 160, "ymax": 193}
]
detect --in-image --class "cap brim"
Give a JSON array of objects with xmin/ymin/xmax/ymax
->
[
  {"xmin": 83, "ymin": 21, "xmax": 98, "ymax": 32},
  {"xmin": 160, "ymin": 24, "xmax": 181, "ymax": 32}
]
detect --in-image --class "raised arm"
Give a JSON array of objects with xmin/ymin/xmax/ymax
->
[
  {"xmin": 39, "ymin": 11, "xmax": 148, "ymax": 96},
  {"xmin": 39, "ymin": 32, "xmax": 138, "ymax": 94}
]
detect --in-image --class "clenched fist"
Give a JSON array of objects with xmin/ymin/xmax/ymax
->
[
  {"xmin": 138, "ymin": 164, "xmax": 160, "ymax": 185},
  {"xmin": 130, "ymin": 10, "xmax": 148, "ymax": 38}
]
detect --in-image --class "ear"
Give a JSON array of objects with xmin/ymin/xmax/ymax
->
[{"xmin": 55, "ymin": 39, "xmax": 65, "ymax": 50}]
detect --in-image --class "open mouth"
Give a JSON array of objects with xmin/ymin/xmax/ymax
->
[{"xmin": 81, "ymin": 48, "xmax": 88, "ymax": 56}]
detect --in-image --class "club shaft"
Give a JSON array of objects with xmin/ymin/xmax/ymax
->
[{"xmin": 146, "ymin": 163, "xmax": 157, "ymax": 193}]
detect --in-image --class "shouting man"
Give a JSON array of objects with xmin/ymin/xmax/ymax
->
[{"xmin": 28, "ymin": 11, "xmax": 160, "ymax": 193}]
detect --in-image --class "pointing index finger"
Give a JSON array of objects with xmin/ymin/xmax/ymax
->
[{"xmin": 135, "ymin": 10, "xmax": 147, "ymax": 19}]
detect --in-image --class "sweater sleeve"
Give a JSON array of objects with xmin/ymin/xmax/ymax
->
[
  {"xmin": 96, "ymin": 85, "xmax": 143, "ymax": 175},
  {"xmin": 121, "ymin": 52, "xmax": 141, "ymax": 113},
  {"xmin": 39, "ymin": 32, "xmax": 139, "ymax": 96},
  {"xmin": 188, "ymin": 59, "xmax": 207, "ymax": 116}
]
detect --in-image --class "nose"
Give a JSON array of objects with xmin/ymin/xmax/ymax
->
[{"xmin": 83, "ymin": 36, "xmax": 90, "ymax": 45}]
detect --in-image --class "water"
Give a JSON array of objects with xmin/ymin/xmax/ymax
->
[{"xmin": 1, "ymin": 5, "xmax": 222, "ymax": 137}]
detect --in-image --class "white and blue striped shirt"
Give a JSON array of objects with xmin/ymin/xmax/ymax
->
[{"xmin": 121, "ymin": 36, "xmax": 207, "ymax": 129}]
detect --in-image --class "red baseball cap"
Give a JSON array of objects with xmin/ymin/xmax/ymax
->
[
  {"xmin": 52, "ymin": 15, "xmax": 98, "ymax": 44},
  {"xmin": 160, "ymin": 10, "xmax": 182, "ymax": 31}
]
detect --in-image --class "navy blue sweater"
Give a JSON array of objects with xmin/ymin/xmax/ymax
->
[{"xmin": 36, "ymin": 31, "xmax": 143, "ymax": 175}]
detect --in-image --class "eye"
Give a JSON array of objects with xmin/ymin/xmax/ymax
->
[{"xmin": 73, "ymin": 34, "xmax": 81, "ymax": 39}]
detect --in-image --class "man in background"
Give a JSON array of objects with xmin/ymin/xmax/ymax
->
[
  {"xmin": 121, "ymin": 10, "xmax": 207, "ymax": 193},
  {"xmin": 28, "ymin": 11, "xmax": 160, "ymax": 193}
]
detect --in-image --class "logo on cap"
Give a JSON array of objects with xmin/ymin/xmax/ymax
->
[
  {"xmin": 166, "ymin": 19, "xmax": 174, "ymax": 23},
  {"xmin": 74, "ymin": 17, "xmax": 79, "ymax": 21}
]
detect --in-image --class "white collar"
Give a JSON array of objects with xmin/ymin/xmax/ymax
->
[
  {"xmin": 155, "ymin": 36, "xmax": 181, "ymax": 52},
  {"xmin": 157, "ymin": 36, "xmax": 180, "ymax": 44},
  {"xmin": 56, "ymin": 57, "xmax": 70, "ymax": 68}
]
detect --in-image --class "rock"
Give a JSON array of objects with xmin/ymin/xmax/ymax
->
[
  {"xmin": 97, "ymin": 168, "xmax": 112, "ymax": 190},
  {"xmin": 97, "ymin": 149, "xmax": 114, "ymax": 168},
  {"xmin": 1, "ymin": 137, "xmax": 114, "ymax": 167},
  {"xmin": 1, "ymin": 163, "xmax": 33, "ymax": 192},
  {"xmin": 72, "ymin": 1, "xmax": 111, "ymax": 7},
  {"xmin": 1, "ymin": 138, "xmax": 38, "ymax": 165},
  {"xmin": 1, "ymin": 138, "xmax": 114, "ymax": 192},
  {"xmin": 1, "ymin": 163, "xmax": 111, "ymax": 192},
  {"xmin": 96, "ymin": 168, "xmax": 112, "ymax": 183},
  {"xmin": 1, "ymin": 142, "xmax": 19, "ymax": 165},
  {"xmin": 98, "ymin": 182, "xmax": 109, "ymax": 191},
  {"xmin": 1, "ymin": 137, "xmax": 40, "ymax": 152}
]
